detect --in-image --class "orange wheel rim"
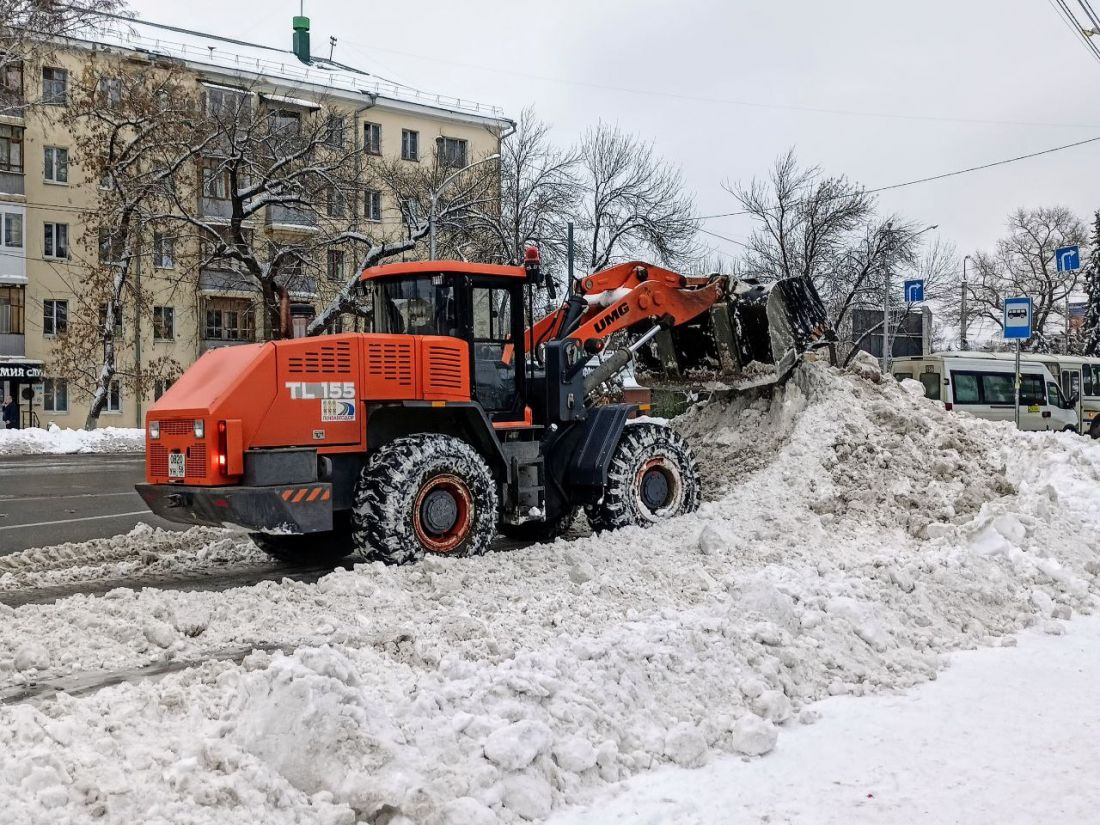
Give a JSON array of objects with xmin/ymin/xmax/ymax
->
[{"xmin": 412, "ymin": 474, "xmax": 473, "ymax": 553}]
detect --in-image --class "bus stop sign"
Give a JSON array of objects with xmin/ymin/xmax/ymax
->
[{"xmin": 1003, "ymin": 296, "xmax": 1032, "ymax": 340}]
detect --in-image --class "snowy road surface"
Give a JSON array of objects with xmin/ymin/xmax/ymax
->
[
  {"xmin": 551, "ymin": 612, "xmax": 1100, "ymax": 825},
  {"xmin": 0, "ymin": 454, "xmax": 181, "ymax": 554},
  {"xmin": 0, "ymin": 358, "xmax": 1098, "ymax": 824}
]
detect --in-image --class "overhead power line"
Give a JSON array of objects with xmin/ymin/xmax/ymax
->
[{"xmin": 1046, "ymin": 0, "xmax": 1100, "ymax": 66}]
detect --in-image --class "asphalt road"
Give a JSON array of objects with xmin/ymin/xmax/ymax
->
[{"xmin": 0, "ymin": 454, "xmax": 181, "ymax": 555}]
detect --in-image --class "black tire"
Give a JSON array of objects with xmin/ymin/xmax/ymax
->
[
  {"xmin": 499, "ymin": 507, "xmax": 578, "ymax": 543},
  {"xmin": 249, "ymin": 518, "xmax": 355, "ymax": 565},
  {"xmin": 352, "ymin": 434, "xmax": 498, "ymax": 565},
  {"xmin": 587, "ymin": 423, "xmax": 700, "ymax": 532},
  {"xmin": 1090, "ymin": 419, "xmax": 1100, "ymax": 439}
]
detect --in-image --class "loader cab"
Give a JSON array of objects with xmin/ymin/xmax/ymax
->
[{"xmin": 361, "ymin": 264, "xmax": 529, "ymax": 423}]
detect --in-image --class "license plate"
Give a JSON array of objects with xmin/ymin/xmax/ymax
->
[{"xmin": 168, "ymin": 453, "xmax": 185, "ymax": 478}]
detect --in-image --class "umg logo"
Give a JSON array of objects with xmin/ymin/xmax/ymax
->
[{"xmin": 594, "ymin": 304, "xmax": 630, "ymax": 334}]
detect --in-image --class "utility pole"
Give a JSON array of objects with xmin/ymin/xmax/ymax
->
[
  {"xmin": 567, "ymin": 221, "xmax": 574, "ymax": 287},
  {"xmin": 961, "ymin": 255, "xmax": 971, "ymax": 350},
  {"xmin": 882, "ymin": 222, "xmax": 893, "ymax": 373}
]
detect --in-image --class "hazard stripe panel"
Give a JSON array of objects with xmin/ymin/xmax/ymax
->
[{"xmin": 281, "ymin": 486, "xmax": 329, "ymax": 503}]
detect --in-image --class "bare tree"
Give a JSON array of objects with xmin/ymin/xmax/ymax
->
[
  {"xmin": 468, "ymin": 107, "xmax": 577, "ymax": 272},
  {"xmin": 576, "ymin": 122, "xmax": 697, "ymax": 272},
  {"xmin": 49, "ymin": 64, "xmax": 197, "ymax": 427},
  {"xmin": 730, "ymin": 150, "xmax": 946, "ymax": 363},
  {"xmin": 0, "ymin": 0, "xmax": 126, "ymax": 115},
  {"xmin": 965, "ymin": 206, "xmax": 1086, "ymax": 349},
  {"xmin": 156, "ymin": 83, "xmax": 364, "ymax": 341},
  {"xmin": 307, "ymin": 151, "xmax": 499, "ymax": 336}
]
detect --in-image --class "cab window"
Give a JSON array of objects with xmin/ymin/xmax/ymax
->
[
  {"xmin": 1048, "ymin": 382, "xmax": 1062, "ymax": 408},
  {"xmin": 470, "ymin": 286, "xmax": 517, "ymax": 413},
  {"xmin": 980, "ymin": 373, "xmax": 1015, "ymax": 404},
  {"xmin": 1019, "ymin": 375, "xmax": 1045, "ymax": 406},
  {"xmin": 952, "ymin": 372, "xmax": 980, "ymax": 404},
  {"xmin": 372, "ymin": 276, "xmax": 458, "ymax": 337}
]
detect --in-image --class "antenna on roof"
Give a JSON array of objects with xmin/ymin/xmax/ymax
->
[{"xmin": 328, "ymin": 36, "xmax": 336, "ymax": 61}]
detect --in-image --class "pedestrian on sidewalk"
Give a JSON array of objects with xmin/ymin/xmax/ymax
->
[{"xmin": 2, "ymin": 395, "xmax": 17, "ymax": 429}]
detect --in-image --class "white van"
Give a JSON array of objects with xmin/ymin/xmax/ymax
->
[{"xmin": 892, "ymin": 353, "xmax": 1079, "ymax": 432}]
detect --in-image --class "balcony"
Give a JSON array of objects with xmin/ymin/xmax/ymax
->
[
  {"xmin": 0, "ymin": 333, "xmax": 23, "ymax": 356},
  {"xmin": 199, "ymin": 196, "xmax": 233, "ymax": 221},
  {"xmin": 0, "ymin": 171, "xmax": 23, "ymax": 196},
  {"xmin": 266, "ymin": 204, "xmax": 317, "ymax": 233}
]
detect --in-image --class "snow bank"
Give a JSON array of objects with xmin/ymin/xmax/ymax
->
[
  {"xmin": 0, "ymin": 524, "xmax": 260, "ymax": 592},
  {"xmin": 0, "ymin": 424, "xmax": 144, "ymax": 455},
  {"xmin": 0, "ymin": 358, "xmax": 1099, "ymax": 823}
]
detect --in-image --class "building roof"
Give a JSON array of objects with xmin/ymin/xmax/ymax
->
[{"xmin": 66, "ymin": 14, "xmax": 510, "ymax": 128}]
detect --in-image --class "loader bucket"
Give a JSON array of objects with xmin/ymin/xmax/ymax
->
[{"xmin": 637, "ymin": 275, "xmax": 830, "ymax": 381}]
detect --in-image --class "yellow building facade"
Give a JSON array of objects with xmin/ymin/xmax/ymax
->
[{"xmin": 0, "ymin": 16, "xmax": 509, "ymax": 429}]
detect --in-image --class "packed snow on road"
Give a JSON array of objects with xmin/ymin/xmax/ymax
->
[
  {"xmin": 0, "ymin": 424, "xmax": 145, "ymax": 455},
  {"xmin": 1, "ymin": 355, "xmax": 1099, "ymax": 824}
]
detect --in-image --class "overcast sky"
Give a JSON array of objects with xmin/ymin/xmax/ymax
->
[{"xmin": 135, "ymin": 0, "xmax": 1100, "ymax": 267}]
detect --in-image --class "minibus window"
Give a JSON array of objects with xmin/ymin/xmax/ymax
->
[
  {"xmin": 919, "ymin": 371, "xmax": 941, "ymax": 400},
  {"xmin": 981, "ymin": 373, "xmax": 1015, "ymax": 404},
  {"xmin": 1048, "ymin": 382, "xmax": 1061, "ymax": 408},
  {"xmin": 1083, "ymin": 365, "xmax": 1093, "ymax": 397},
  {"xmin": 1019, "ymin": 375, "xmax": 1045, "ymax": 406},
  {"xmin": 953, "ymin": 373, "xmax": 980, "ymax": 404}
]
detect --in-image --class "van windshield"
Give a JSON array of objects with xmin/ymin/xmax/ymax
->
[{"xmin": 919, "ymin": 371, "xmax": 941, "ymax": 400}]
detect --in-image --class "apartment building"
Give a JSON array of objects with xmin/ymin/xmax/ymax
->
[{"xmin": 0, "ymin": 15, "xmax": 509, "ymax": 429}]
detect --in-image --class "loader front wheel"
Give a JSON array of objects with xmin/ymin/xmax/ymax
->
[
  {"xmin": 587, "ymin": 423, "xmax": 700, "ymax": 532},
  {"xmin": 352, "ymin": 434, "xmax": 498, "ymax": 565}
]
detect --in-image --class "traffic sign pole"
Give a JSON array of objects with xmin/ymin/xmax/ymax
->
[{"xmin": 1014, "ymin": 341, "xmax": 1021, "ymax": 429}]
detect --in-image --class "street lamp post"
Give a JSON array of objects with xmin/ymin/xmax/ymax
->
[
  {"xmin": 961, "ymin": 254, "xmax": 971, "ymax": 350},
  {"xmin": 429, "ymin": 153, "xmax": 501, "ymax": 259},
  {"xmin": 882, "ymin": 223, "xmax": 938, "ymax": 373}
]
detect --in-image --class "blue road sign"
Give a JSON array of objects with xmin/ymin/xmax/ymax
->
[
  {"xmin": 1003, "ymin": 296, "xmax": 1032, "ymax": 340},
  {"xmin": 1056, "ymin": 245, "xmax": 1080, "ymax": 273},
  {"xmin": 903, "ymin": 279, "xmax": 924, "ymax": 303}
]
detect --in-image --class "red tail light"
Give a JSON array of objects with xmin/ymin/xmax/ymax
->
[
  {"xmin": 217, "ymin": 420, "xmax": 228, "ymax": 474},
  {"xmin": 944, "ymin": 402, "xmax": 953, "ymax": 411}
]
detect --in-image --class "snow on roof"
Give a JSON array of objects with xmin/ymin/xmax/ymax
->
[{"xmin": 65, "ymin": 15, "xmax": 509, "ymax": 126}]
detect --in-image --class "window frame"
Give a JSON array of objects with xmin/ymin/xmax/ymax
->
[
  {"xmin": 401, "ymin": 128, "xmax": 419, "ymax": 162},
  {"xmin": 42, "ymin": 298, "xmax": 67, "ymax": 336},
  {"xmin": 152, "ymin": 305, "xmax": 175, "ymax": 341},
  {"xmin": 41, "ymin": 66, "xmax": 67, "ymax": 105},
  {"xmin": 43, "ymin": 222, "xmax": 69, "ymax": 259},
  {"xmin": 105, "ymin": 379, "xmax": 122, "ymax": 413},
  {"xmin": 43, "ymin": 377, "xmax": 68, "ymax": 413},
  {"xmin": 364, "ymin": 189, "xmax": 382, "ymax": 223},
  {"xmin": 2, "ymin": 211, "xmax": 22, "ymax": 248},
  {"xmin": 0, "ymin": 124, "xmax": 24, "ymax": 174},
  {"xmin": 326, "ymin": 249, "xmax": 345, "ymax": 282},
  {"xmin": 0, "ymin": 284, "xmax": 24, "ymax": 335},
  {"xmin": 438, "ymin": 136, "xmax": 468, "ymax": 169},
  {"xmin": 153, "ymin": 232, "xmax": 175, "ymax": 269},
  {"xmin": 43, "ymin": 145, "xmax": 68, "ymax": 184},
  {"xmin": 363, "ymin": 122, "xmax": 382, "ymax": 155}
]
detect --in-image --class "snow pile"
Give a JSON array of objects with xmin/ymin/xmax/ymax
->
[
  {"xmin": 0, "ymin": 524, "xmax": 260, "ymax": 593},
  {"xmin": 0, "ymin": 357, "xmax": 1098, "ymax": 823},
  {"xmin": 0, "ymin": 424, "xmax": 144, "ymax": 454}
]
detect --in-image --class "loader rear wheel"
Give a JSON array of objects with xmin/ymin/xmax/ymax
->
[
  {"xmin": 352, "ymin": 434, "xmax": 498, "ymax": 565},
  {"xmin": 587, "ymin": 423, "xmax": 700, "ymax": 532}
]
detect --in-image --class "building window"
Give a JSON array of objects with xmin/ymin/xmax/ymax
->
[
  {"xmin": 43, "ymin": 146, "xmax": 67, "ymax": 184},
  {"xmin": 98, "ymin": 228, "xmax": 125, "ymax": 263},
  {"xmin": 43, "ymin": 222, "xmax": 68, "ymax": 259},
  {"xmin": 2, "ymin": 212, "xmax": 21, "ymax": 248},
  {"xmin": 438, "ymin": 136, "xmax": 468, "ymax": 168},
  {"xmin": 99, "ymin": 171, "xmax": 113, "ymax": 190},
  {"xmin": 205, "ymin": 86, "xmax": 248, "ymax": 118},
  {"xmin": 204, "ymin": 298, "xmax": 254, "ymax": 342},
  {"xmin": 99, "ymin": 303, "xmax": 123, "ymax": 336},
  {"xmin": 153, "ymin": 377, "xmax": 174, "ymax": 400},
  {"xmin": 43, "ymin": 378, "xmax": 68, "ymax": 413},
  {"xmin": 290, "ymin": 303, "xmax": 315, "ymax": 338},
  {"xmin": 402, "ymin": 197, "xmax": 420, "ymax": 227},
  {"xmin": 327, "ymin": 249, "xmax": 345, "ymax": 282},
  {"xmin": 201, "ymin": 158, "xmax": 230, "ymax": 200},
  {"xmin": 327, "ymin": 186, "xmax": 346, "ymax": 218},
  {"xmin": 363, "ymin": 122, "xmax": 381, "ymax": 155},
  {"xmin": 105, "ymin": 379, "xmax": 122, "ymax": 413},
  {"xmin": 364, "ymin": 189, "xmax": 382, "ymax": 222},
  {"xmin": 0, "ymin": 124, "xmax": 23, "ymax": 174},
  {"xmin": 153, "ymin": 305, "xmax": 174, "ymax": 340},
  {"xmin": 153, "ymin": 233, "xmax": 174, "ymax": 268},
  {"xmin": 98, "ymin": 76, "xmax": 122, "ymax": 107},
  {"xmin": 270, "ymin": 108, "xmax": 301, "ymax": 137},
  {"xmin": 401, "ymin": 129, "xmax": 419, "ymax": 161},
  {"xmin": 43, "ymin": 299, "xmax": 67, "ymax": 336},
  {"xmin": 1, "ymin": 61, "xmax": 23, "ymax": 107},
  {"xmin": 41, "ymin": 67, "xmax": 67, "ymax": 105},
  {"xmin": 325, "ymin": 115, "xmax": 345, "ymax": 148},
  {"xmin": 0, "ymin": 285, "xmax": 24, "ymax": 334}
]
